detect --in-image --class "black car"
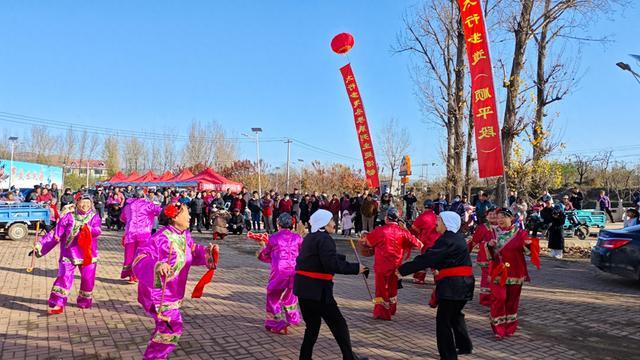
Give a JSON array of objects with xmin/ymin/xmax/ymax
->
[{"xmin": 591, "ymin": 225, "xmax": 640, "ymax": 280}]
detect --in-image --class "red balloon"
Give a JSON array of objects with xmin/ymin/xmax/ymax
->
[{"xmin": 331, "ymin": 33, "xmax": 354, "ymax": 54}]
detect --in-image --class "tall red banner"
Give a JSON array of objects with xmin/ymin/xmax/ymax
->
[
  {"xmin": 458, "ymin": 0, "xmax": 504, "ymax": 178},
  {"xmin": 339, "ymin": 63, "xmax": 380, "ymax": 189}
]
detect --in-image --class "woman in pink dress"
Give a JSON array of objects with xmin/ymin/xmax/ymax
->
[
  {"xmin": 256, "ymin": 213, "xmax": 304, "ymax": 334},
  {"xmin": 133, "ymin": 203, "xmax": 218, "ymax": 359},
  {"xmin": 32, "ymin": 194, "xmax": 102, "ymax": 314}
]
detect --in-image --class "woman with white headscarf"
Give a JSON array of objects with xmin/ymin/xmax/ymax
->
[
  {"xmin": 294, "ymin": 209, "xmax": 368, "ymax": 360},
  {"xmin": 398, "ymin": 211, "xmax": 474, "ymax": 360}
]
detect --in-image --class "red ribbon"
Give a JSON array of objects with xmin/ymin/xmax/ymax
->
[
  {"xmin": 490, "ymin": 262, "xmax": 509, "ymax": 287},
  {"xmin": 191, "ymin": 246, "xmax": 219, "ymax": 298},
  {"xmin": 247, "ymin": 231, "xmax": 269, "ymax": 244},
  {"xmin": 529, "ymin": 237, "xmax": 541, "ymax": 270},
  {"xmin": 77, "ymin": 224, "xmax": 93, "ymax": 266}
]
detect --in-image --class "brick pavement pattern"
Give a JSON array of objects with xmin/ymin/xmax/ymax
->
[{"xmin": 1, "ymin": 230, "xmax": 639, "ymax": 359}]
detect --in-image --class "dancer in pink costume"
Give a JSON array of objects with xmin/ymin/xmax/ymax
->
[
  {"xmin": 32, "ymin": 193, "xmax": 102, "ymax": 314},
  {"xmin": 256, "ymin": 213, "xmax": 303, "ymax": 334},
  {"xmin": 120, "ymin": 188, "xmax": 162, "ymax": 283},
  {"xmin": 133, "ymin": 203, "xmax": 217, "ymax": 360}
]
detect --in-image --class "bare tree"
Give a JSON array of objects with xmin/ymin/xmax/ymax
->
[
  {"xmin": 182, "ymin": 120, "xmax": 214, "ymax": 168},
  {"xmin": 77, "ymin": 129, "xmax": 89, "ymax": 166},
  {"xmin": 378, "ymin": 118, "xmax": 411, "ymax": 193},
  {"xmin": 499, "ymin": 0, "xmax": 623, "ymax": 202},
  {"xmin": 211, "ymin": 121, "xmax": 237, "ymax": 169},
  {"xmin": 395, "ymin": 0, "xmax": 466, "ymax": 197},
  {"xmin": 161, "ymin": 136, "xmax": 178, "ymax": 172},
  {"xmin": 571, "ymin": 154, "xmax": 598, "ymax": 185},
  {"xmin": 122, "ymin": 137, "xmax": 145, "ymax": 172},
  {"xmin": 60, "ymin": 126, "xmax": 77, "ymax": 166},
  {"xmin": 30, "ymin": 126, "xmax": 57, "ymax": 164},
  {"xmin": 103, "ymin": 136, "xmax": 120, "ymax": 176}
]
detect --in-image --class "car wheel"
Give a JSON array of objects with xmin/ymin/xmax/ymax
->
[{"xmin": 8, "ymin": 223, "xmax": 29, "ymax": 241}]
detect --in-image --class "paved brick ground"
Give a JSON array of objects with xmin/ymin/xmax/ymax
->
[{"xmin": 1, "ymin": 230, "xmax": 639, "ymax": 359}]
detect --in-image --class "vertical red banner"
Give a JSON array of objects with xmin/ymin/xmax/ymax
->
[
  {"xmin": 458, "ymin": 0, "xmax": 504, "ymax": 178},
  {"xmin": 339, "ymin": 63, "xmax": 380, "ymax": 190}
]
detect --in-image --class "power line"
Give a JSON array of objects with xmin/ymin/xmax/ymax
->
[
  {"xmin": 290, "ymin": 138, "xmax": 361, "ymax": 162},
  {"xmin": 0, "ymin": 112, "xmax": 283, "ymax": 144},
  {"xmin": 0, "ymin": 110, "xmax": 367, "ymax": 163}
]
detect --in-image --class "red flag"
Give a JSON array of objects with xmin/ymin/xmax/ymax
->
[
  {"xmin": 458, "ymin": 0, "xmax": 504, "ymax": 178},
  {"xmin": 191, "ymin": 246, "xmax": 219, "ymax": 298},
  {"xmin": 339, "ymin": 63, "xmax": 380, "ymax": 189}
]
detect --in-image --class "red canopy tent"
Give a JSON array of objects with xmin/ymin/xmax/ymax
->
[
  {"xmin": 186, "ymin": 168, "xmax": 243, "ymax": 193},
  {"xmin": 168, "ymin": 169, "xmax": 194, "ymax": 182},
  {"xmin": 155, "ymin": 171, "xmax": 174, "ymax": 181},
  {"xmin": 130, "ymin": 170, "xmax": 158, "ymax": 183},
  {"xmin": 105, "ymin": 171, "xmax": 127, "ymax": 183},
  {"xmin": 109, "ymin": 171, "xmax": 141, "ymax": 185}
]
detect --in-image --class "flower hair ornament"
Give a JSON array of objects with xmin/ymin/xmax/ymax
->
[{"xmin": 163, "ymin": 203, "xmax": 181, "ymax": 219}]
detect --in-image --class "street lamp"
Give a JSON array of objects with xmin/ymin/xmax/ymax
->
[
  {"xmin": 616, "ymin": 61, "xmax": 640, "ymax": 85},
  {"xmin": 251, "ymin": 128, "xmax": 263, "ymax": 195},
  {"xmin": 8, "ymin": 136, "xmax": 18, "ymax": 189}
]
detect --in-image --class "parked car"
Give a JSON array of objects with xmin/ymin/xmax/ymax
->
[{"xmin": 591, "ymin": 225, "xmax": 640, "ymax": 280}]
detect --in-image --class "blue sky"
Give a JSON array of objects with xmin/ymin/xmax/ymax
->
[{"xmin": 0, "ymin": 1, "xmax": 638, "ymax": 179}]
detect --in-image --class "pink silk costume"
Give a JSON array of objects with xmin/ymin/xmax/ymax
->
[
  {"xmin": 257, "ymin": 229, "xmax": 303, "ymax": 332},
  {"xmin": 36, "ymin": 210, "xmax": 102, "ymax": 309},
  {"xmin": 120, "ymin": 198, "xmax": 162, "ymax": 278},
  {"xmin": 132, "ymin": 225, "xmax": 212, "ymax": 360}
]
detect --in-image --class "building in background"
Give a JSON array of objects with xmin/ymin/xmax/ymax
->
[{"xmin": 65, "ymin": 159, "xmax": 106, "ymax": 178}]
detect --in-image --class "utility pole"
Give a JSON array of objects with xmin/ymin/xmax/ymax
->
[
  {"xmin": 251, "ymin": 128, "xmax": 263, "ymax": 195},
  {"xmin": 8, "ymin": 136, "xmax": 18, "ymax": 189},
  {"xmin": 285, "ymin": 139, "xmax": 292, "ymax": 193},
  {"xmin": 86, "ymin": 160, "xmax": 90, "ymax": 188},
  {"xmin": 297, "ymin": 159, "xmax": 304, "ymax": 191}
]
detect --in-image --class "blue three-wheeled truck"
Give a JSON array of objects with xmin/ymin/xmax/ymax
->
[{"xmin": 0, "ymin": 202, "xmax": 50, "ymax": 241}]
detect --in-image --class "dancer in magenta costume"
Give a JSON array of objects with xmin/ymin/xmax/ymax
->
[
  {"xmin": 33, "ymin": 194, "xmax": 102, "ymax": 314},
  {"xmin": 120, "ymin": 189, "xmax": 162, "ymax": 282},
  {"xmin": 133, "ymin": 203, "xmax": 217, "ymax": 360},
  {"xmin": 256, "ymin": 213, "xmax": 303, "ymax": 334}
]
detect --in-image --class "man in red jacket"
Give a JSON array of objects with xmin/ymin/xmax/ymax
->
[
  {"xmin": 361, "ymin": 208, "xmax": 422, "ymax": 320},
  {"xmin": 328, "ymin": 194, "xmax": 341, "ymax": 234},
  {"xmin": 278, "ymin": 194, "xmax": 293, "ymax": 215},
  {"xmin": 410, "ymin": 199, "xmax": 440, "ymax": 284}
]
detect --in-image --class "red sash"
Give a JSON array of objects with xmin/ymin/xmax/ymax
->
[
  {"xmin": 296, "ymin": 270, "xmax": 334, "ymax": 281},
  {"xmin": 433, "ymin": 266, "xmax": 473, "ymax": 281}
]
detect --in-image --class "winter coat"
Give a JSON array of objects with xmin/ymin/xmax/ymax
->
[
  {"xmin": 399, "ymin": 230, "xmax": 474, "ymax": 301},
  {"xmin": 120, "ymin": 198, "xmax": 162, "ymax": 244},
  {"xmin": 361, "ymin": 198, "xmax": 378, "ymax": 218}
]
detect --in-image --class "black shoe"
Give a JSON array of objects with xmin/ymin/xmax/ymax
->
[{"xmin": 457, "ymin": 349, "xmax": 473, "ymax": 355}]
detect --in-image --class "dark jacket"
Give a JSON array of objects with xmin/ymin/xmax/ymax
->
[
  {"xmin": 570, "ymin": 191, "xmax": 584, "ymax": 210},
  {"xmin": 190, "ymin": 197, "xmax": 205, "ymax": 214},
  {"xmin": 60, "ymin": 193, "xmax": 75, "ymax": 208},
  {"xmin": 94, "ymin": 192, "xmax": 107, "ymax": 208},
  {"xmin": 223, "ymin": 193, "xmax": 234, "ymax": 206},
  {"xmin": 248, "ymin": 198, "xmax": 261, "ymax": 213},
  {"xmin": 294, "ymin": 230, "xmax": 360, "ymax": 303},
  {"xmin": 542, "ymin": 208, "xmax": 565, "ymax": 250},
  {"xmin": 211, "ymin": 197, "xmax": 225, "ymax": 210},
  {"xmin": 399, "ymin": 230, "xmax": 474, "ymax": 301},
  {"xmin": 228, "ymin": 214, "xmax": 244, "ymax": 228},
  {"xmin": 299, "ymin": 200, "xmax": 310, "ymax": 222}
]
